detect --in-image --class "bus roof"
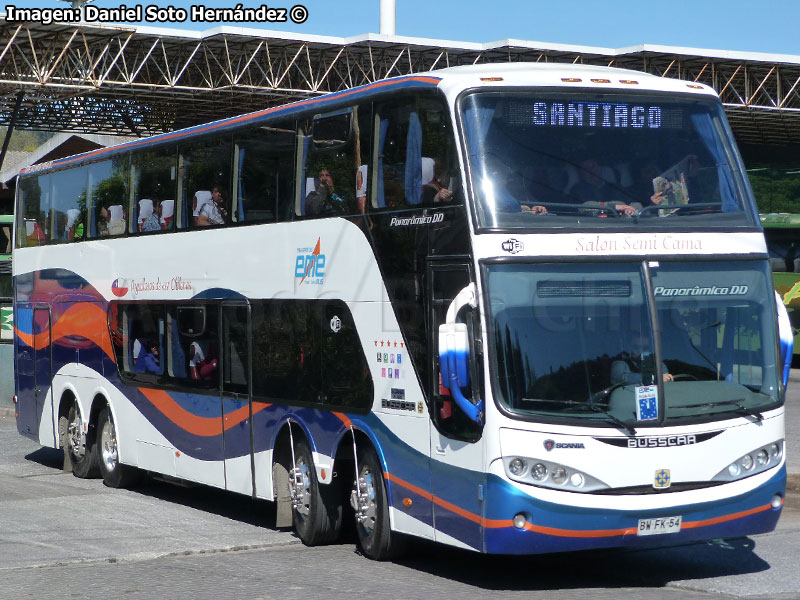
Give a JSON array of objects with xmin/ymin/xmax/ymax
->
[{"xmin": 19, "ymin": 63, "xmax": 719, "ymax": 178}]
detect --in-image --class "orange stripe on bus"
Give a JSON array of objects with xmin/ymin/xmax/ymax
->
[
  {"xmin": 15, "ymin": 303, "xmax": 115, "ymax": 360},
  {"xmin": 385, "ymin": 471, "xmax": 776, "ymax": 537},
  {"xmin": 332, "ymin": 412, "xmax": 352, "ymax": 429},
  {"xmin": 139, "ymin": 388, "xmax": 271, "ymax": 437}
]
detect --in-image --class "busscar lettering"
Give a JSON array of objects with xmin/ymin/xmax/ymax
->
[{"xmin": 627, "ymin": 435, "xmax": 698, "ymax": 448}]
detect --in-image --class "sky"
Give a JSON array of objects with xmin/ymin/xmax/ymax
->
[{"xmin": 5, "ymin": 0, "xmax": 800, "ymax": 56}]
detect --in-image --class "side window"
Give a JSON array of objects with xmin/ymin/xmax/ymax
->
[
  {"xmin": 222, "ymin": 303, "xmax": 249, "ymax": 394},
  {"xmin": 250, "ymin": 299, "xmax": 371, "ymax": 410},
  {"xmin": 300, "ymin": 108, "xmax": 364, "ymax": 218},
  {"xmin": 166, "ymin": 304, "xmax": 219, "ymax": 389},
  {"xmin": 111, "ymin": 303, "xmax": 166, "ymax": 384},
  {"xmin": 234, "ymin": 119, "xmax": 296, "ymax": 223},
  {"xmin": 251, "ymin": 301, "xmax": 313, "ymax": 402},
  {"xmin": 17, "ymin": 175, "xmax": 48, "ymax": 247},
  {"xmin": 133, "ymin": 147, "xmax": 176, "ymax": 234},
  {"xmin": 319, "ymin": 300, "xmax": 372, "ymax": 410},
  {"xmin": 88, "ymin": 156, "xmax": 130, "ymax": 239},
  {"xmin": 49, "ymin": 168, "xmax": 88, "ymax": 243},
  {"xmin": 180, "ymin": 138, "xmax": 233, "ymax": 228},
  {"xmin": 374, "ymin": 95, "xmax": 459, "ymax": 209}
]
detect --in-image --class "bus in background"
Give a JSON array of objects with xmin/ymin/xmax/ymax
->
[
  {"xmin": 13, "ymin": 63, "xmax": 793, "ymax": 560},
  {"xmin": 0, "ymin": 214, "xmax": 13, "ymax": 405},
  {"xmin": 761, "ymin": 213, "xmax": 800, "ymax": 361}
]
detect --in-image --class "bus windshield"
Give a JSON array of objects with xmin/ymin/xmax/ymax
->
[
  {"xmin": 485, "ymin": 260, "xmax": 781, "ymax": 426},
  {"xmin": 461, "ymin": 91, "xmax": 755, "ymax": 229}
]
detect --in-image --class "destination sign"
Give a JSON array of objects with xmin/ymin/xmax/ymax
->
[{"xmin": 511, "ymin": 102, "xmax": 663, "ymax": 129}]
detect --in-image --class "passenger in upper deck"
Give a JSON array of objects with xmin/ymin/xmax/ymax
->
[
  {"xmin": 196, "ymin": 185, "xmax": 228, "ymax": 226},
  {"xmin": 422, "ymin": 159, "xmax": 454, "ymax": 204},
  {"xmin": 305, "ymin": 168, "xmax": 347, "ymax": 217}
]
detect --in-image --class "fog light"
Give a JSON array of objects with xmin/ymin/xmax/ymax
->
[
  {"xmin": 531, "ymin": 463, "xmax": 548, "ymax": 481},
  {"xmin": 551, "ymin": 467, "xmax": 567, "ymax": 485},
  {"xmin": 771, "ymin": 442, "xmax": 782, "ymax": 459},
  {"xmin": 569, "ymin": 472, "xmax": 585, "ymax": 488},
  {"xmin": 756, "ymin": 449, "xmax": 769, "ymax": 466},
  {"xmin": 741, "ymin": 454, "xmax": 754, "ymax": 471},
  {"xmin": 513, "ymin": 513, "xmax": 527, "ymax": 529},
  {"xmin": 509, "ymin": 458, "xmax": 527, "ymax": 477},
  {"xmin": 728, "ymin": 463, "xmax": 740, "ymax": 477},
  {"xmin": 771, "ymin": 494, "xmax": 784, "ymax": 509}
]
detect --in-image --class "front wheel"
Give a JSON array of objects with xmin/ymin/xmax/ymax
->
[
  {"xmin": 60, "ymin": 401, "xmax": 98, "ymax": 479},
  {"xmin": 289, "ymin": 437, "xmax": 342, "ymax": 545},
  {"xmin": 97, "ymin": 406, "xmax": 140, "ymax": 488},
  {"xmin": 351, "ymin": 444, "xmax": 406, "ymax": 560}
]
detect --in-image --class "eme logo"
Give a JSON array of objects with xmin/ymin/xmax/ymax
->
[{"xmin": 295, "ymin": 238, "xmax": 326, "ymax": 285}]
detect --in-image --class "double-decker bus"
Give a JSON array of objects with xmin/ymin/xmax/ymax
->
[
  {"xmin": 761, "ymin": 213, "xmax": 800, "ymax": 360},
  {"xmin": 13, "ymin": 63, "xmax": 792, "ymax": 559}
]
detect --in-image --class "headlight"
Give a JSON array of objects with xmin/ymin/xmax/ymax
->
[
  {"xmin": 508, "ymin": 457, "xmax": 527, "ymax": 476},
  {"xmin": 713, "ymin": 440, "xmax": 784, "ymax": 482},
  {"xmin": 503, "ymin": 456, "xmax": 608, "ymax": 492}
]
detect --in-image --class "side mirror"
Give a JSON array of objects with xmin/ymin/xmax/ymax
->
[
  {"xmin": 438, "ymin": 284, "xmax": 483, "ymax": 424},
  {"xmin": 776, "ymin": 291, "xmax": 794, "ymax": 389}
]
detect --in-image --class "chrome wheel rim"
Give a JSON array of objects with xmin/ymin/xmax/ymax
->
[
  {"xmin": 292, "ymin": 455, "xmax": 312, "ymax": 518},
  {"xmin": 99, "ymin": 416, "xmax": 118, "ymax": 473},
  {"xmin": 67, "ymin": 408, "xmax": 85, "ymax": 459},
  {"xmin": 358, "ymin": 466, "xmax": 378, "ymax": 536}
]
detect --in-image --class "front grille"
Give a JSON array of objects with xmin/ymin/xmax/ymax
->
[
  {"xmin": 537, "ymin": 280, "xmax": 631, "ymax": 298},
  {"xmin": 592, "ymin": 481, "xmax": 724, "ymax": 495}
]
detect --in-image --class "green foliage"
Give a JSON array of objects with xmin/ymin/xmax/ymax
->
[
  {"xmin": 748, "ymin": 169, "xmax": 800, "ymax": 214},
  {"xmin": 0, "ymin": 128, "xmax": 53, "ymax": 152}
]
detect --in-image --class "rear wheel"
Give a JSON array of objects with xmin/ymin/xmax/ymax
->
[
  {"xmin": 351, "ymin": 444, "xmax": 406, "ymax": 560},
  {"xmin": 289, "ymin": 437, "xmax": 342, "ymax": 545},
  {"xmin": 97, "ymin": 406, "xmax": 140, "ymax": 488},
  {"xmin": 60, "ymin": 401, "xmax": 98, "ymax": 479}
]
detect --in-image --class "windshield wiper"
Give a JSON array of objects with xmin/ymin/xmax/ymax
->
[
  {"xmin": 678, "ymin": 399, "xmax": 763, "ymax": 422},
  {"xmin": 520, "ymin": 397, "xmax": 637, "ymax": 436}
]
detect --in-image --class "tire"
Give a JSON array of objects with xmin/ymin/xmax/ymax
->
[
  {"xmin": 290, "ymin": 437, "xmax": 342, "ymax": 546},
  {"xmin": 60, "ymin": 400, "xmax": 98, "ymax": 479},
  {"xmin": 352, "ymin": 444, "xmax": 406, "ymax": 560},
  {"xmin": 97, "ymin": 406, "xmax": 140, "ymax": 488}
]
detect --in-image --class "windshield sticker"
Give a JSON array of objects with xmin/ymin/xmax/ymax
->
[
  {"xmin": 635, "ymin": 385, "xmax": 659, "ymax": 421},
  {"xmin": 653, "ymin": 285, "xmax": 749, "ymax": 297}
]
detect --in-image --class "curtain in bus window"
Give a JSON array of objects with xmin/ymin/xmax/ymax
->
[
  {"xmin": 377, "ymin": 116, "xmax": 389, "ymax": 208},
  {"xmin": 462, "ymin": 103, "xmax": 495, "ymax": 161},
  {"xmin": 690, "ymin": 113, "xmax": 738, "ymax": 213},
  {"xmin": 300, "ymin": 135, "xmax": 311, "ymax": 214},
  {"xmin": 405, "ymin": 111, "xmax": 422, "ymax": 205},
  {"xmin": 237, "ymin": 148, "xmax": 246, "ymax": 221}
]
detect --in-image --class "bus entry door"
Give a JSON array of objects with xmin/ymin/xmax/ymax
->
[
  {"xmin": 16, "ymin": 306, "xmax": 53, "ymax": 439},
  {"xmin": 220, "ymin": 301, "xmax": 256, "ymax": 497},
  {"xmin": 427, "ymin": 262, "xmax": 485, "ymax": 551}
]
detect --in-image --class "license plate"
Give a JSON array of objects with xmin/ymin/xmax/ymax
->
[{"xmin": 636, "ymin": 516, "xmax": 682, "ymax": 536}]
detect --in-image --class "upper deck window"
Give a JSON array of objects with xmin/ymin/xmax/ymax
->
[{"xmin": 461, "ymin": 91, "xmax": 756, "ymax": 230}]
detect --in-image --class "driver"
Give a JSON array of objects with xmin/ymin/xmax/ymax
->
[{"xmin": 611, "ymin": 332, "xmax": 673, "ymax": 384}]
